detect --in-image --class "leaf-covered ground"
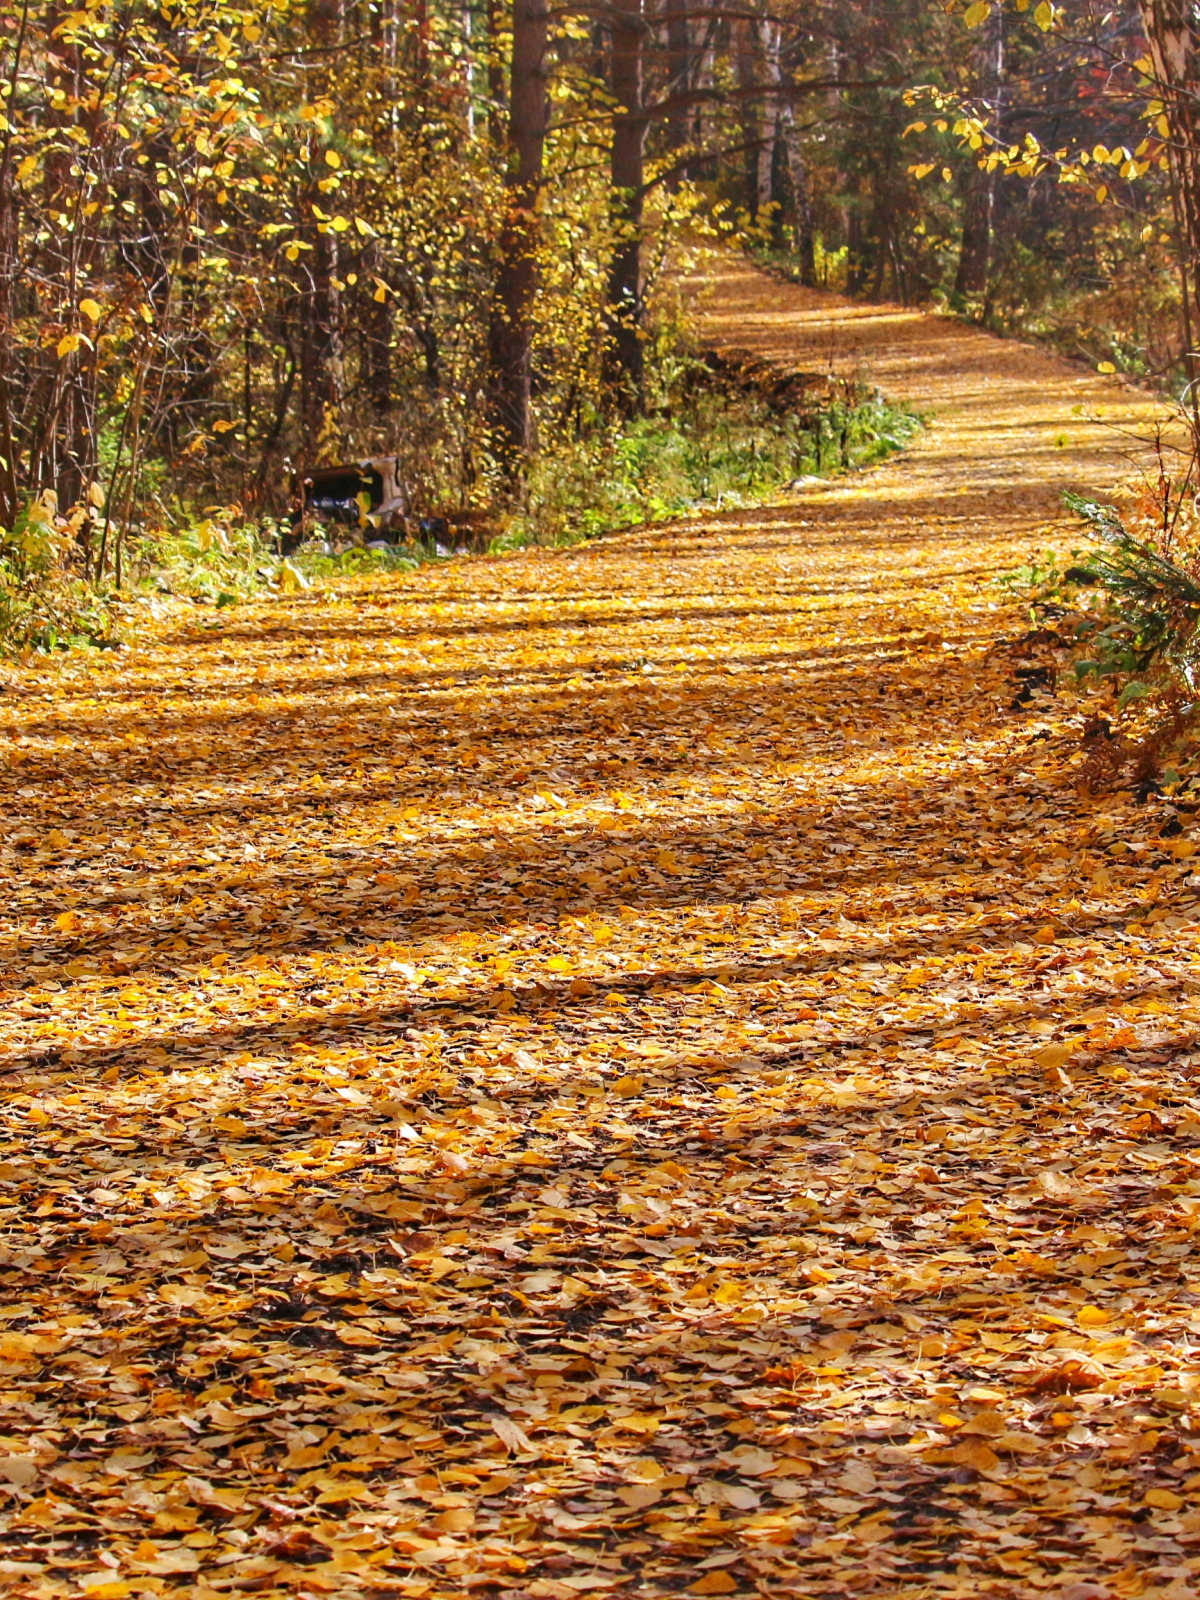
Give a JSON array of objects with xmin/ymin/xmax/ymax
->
[{"xmin": 3, "ymin": 261, "xmax": 1199, "ymax": 1600}]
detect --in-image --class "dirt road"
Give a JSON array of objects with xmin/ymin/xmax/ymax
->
[{"xmin": 0, "ymin": 260, "xmax": 1195, "ymax": 1600}]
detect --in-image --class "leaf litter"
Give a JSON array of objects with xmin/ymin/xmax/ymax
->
[{"xmin": 0, "ymin": 262, "xmax": 1197, "ymax": 1599}]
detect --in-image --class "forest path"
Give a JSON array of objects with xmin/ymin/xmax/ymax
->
[{"xmin": 4, "ymin": 261, "xmax": 1200, "ymax": 1599}]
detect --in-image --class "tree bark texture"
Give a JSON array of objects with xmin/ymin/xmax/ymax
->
[
  {"xmin": 603, "ymin": 0, "xmax": 647, "ymax": 410},
  {"xmin": 954, "ymin": 3, "xmax": 1003, "ymax": 298},
  {"xmin": 664, "ymin": 0, "xmax": 692, "ymax": 173},
  {"xmin": 756, "ymin": 13, "xmax": 781, "ymax": 228},
  {"xmin": 1140, "ymin": 1, "xmax": 1200, "ymax": 363},
  {"xmin": 487, "ymin": 0, "xmax": 548, "ymax": 469}
]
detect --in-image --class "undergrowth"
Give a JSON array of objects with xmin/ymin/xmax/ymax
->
[
  {"xmin": 1002, "ymin": 463, "xmax": 1200, "ymax": 797},
  {"xmin": 0, "ymin": 372, "xmax": 921, "ymax": 656},
  {"xmin": 506, "ymin": 378, "xmax": 921, "ymax": 549}
]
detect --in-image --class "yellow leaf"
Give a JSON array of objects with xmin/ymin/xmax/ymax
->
[
  {"xmin": 491, "ymin": 1415, "xmax": 533, "ymax": 1454},
  {"xmin": 950, "ymin": 1440, "xmax": 999, "ymax": 1472},
  {"xmin": 1077, "ymin": 1305, "xmax": 1113, "ymax": 1327},
  {"xmin": 1097, "ymin": 361, "xmax": 1116, "ymax": 374},
  {"xmin": 712, "ymin": 1281, "xmax": 745, "ymax": 1305},
  {"xmin": 1034, "ymin": 0, "xmax": 1054, "ymax": 28},
  {"xmin": 79, "ymin": 297, "xmax": 102, "ymax": 322},
  {"xmin": 617, "ymin": 1483, "xmax": 662, "ymax": 1508},
  {"xmin": 330, "ymin": 215, "xmax": 350, "ymax": 232},
  {"xmin": 57, "ymin": 332, "xmax": 81, "ymax": 358},
  {"xmin": 1035, "ymin": 1041, "xmax": 1072, "ymax": 1070},
  {"xmin": 278, "ymin": 561, "xmax": 309, "ymax": 593},
  {"xmin": 1146, "ymin": 1487, "xmax": 1184, "ymax": 1510},
  {"xmin": 963, "ymin": 0, "xmax": 991, "ymax": 25},
  {"xmin": 689, "ymin": 1573, "xmax": 738, "ymax": 1595},
  {"xmin": 435, "ymin": 1506, "xmax": 474, "ymax": 1532},
  {"xmin": 325, "ymin": 149, "xmax": 341, "ymax": 168}
]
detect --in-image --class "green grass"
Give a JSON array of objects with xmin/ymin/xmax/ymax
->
[{"xmin": 506, "ymin": 386, "xmax": 922, "ymax": 549}]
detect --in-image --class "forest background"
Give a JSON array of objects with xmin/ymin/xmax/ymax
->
[{"xmin": 0, "ymin": 0, "xmax": 1188, "ymax": 629}]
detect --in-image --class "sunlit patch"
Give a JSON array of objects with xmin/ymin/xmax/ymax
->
[{"xmin": 0, "ymin": 257, "xmax": 1189, "ymax": 1597}]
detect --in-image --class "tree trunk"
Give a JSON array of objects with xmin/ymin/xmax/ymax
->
[
  {"xmin": 733, "ymin": 17, "xmax": 761, "ymax": 218},
  {"xmin": 954, "ymin": 3, "xmax": 1003, "ymax": 298},
  {"xmin": 777, "ymin": 106, "xmax": 817, "ymax": 283},
  {"xmin": 299, "ymin": 0, "xmax": 346, "ymax": 462},
  {"xmin": 487, "ymin": 0, "xmax": 549, "ymax": 471},
  {"xmin": 756, "ymin": 13, "xmax": 780, "ymax": 229},
  {"xmin": 365, "ymin": 242, "xmax": 394, "ymax": 417},
  {"xmin": 1141, "ymin": 0, "xmax": 1200, "ymax": 382},
  {"xmin": 485, "ymin": 0, "xmax": 507, "ymax": 152},
  {"xmin": 664, "ymin": 0, "xmax": 691, "ymax": 175},
  {"xmin": 0, "ymin": 120, "xmax": 19, "ymax": 533},
  {"xmin": 603, "ymin": 0, "xmax": 647, "ymax": 410}
]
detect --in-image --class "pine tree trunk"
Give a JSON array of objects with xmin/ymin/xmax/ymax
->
[
  {"xmin": 0, "ymin": 123, "xmax": 19, "ymax": 533},
  {"xmin": 603, "ymin": 0, "xmax": 647, "ymax": 411},
  {"xmin": 487, "ymin": 0, "xmax": 548, "ymax": 471},
  {"xmin": 300, "ymin": 0, "xmax": 346, "ymax": 462},
  {"xmin": 665, "ymin": 0, "xmax": 691, "ymax": 176},
  {"xmin": 734, "ymin": 18, "xmax": 760, "ymax": 218}
]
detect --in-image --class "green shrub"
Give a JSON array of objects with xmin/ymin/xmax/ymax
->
[
  {"xmin": 1063, "ymin": 490, "xmax": 1200, "ymax": 703},
  {"xmin": 511, "ymin": 380, "xmax": 921, "ymax": 548},
  {"xmin": 0, "ymin": 492, "xmax": 119, "ymax": 654}
]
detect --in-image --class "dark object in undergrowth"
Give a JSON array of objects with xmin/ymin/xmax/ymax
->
[
  {"xmin": 1010, "ymin": 664, "xmax": 1056, "ymax": 710},
  {"xmin": 691, "ymin": 347, "xmax": 843, "ymax": 414},
  {"xmin": 1015, "ymin": 664, "xmax": 1056, "ymax": 688},
  {"xmin": 286, "ymin": 456, "xmax": 409, "ymax": 552},
  {"xmin": 1081, "ymin": 715, "xmax": 1113, "ymax": 748},
  {"xmin": 418, "ymin": 516, "xmax": 449, "ymax": 548}
]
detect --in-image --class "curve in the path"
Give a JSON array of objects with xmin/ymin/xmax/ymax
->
[{"xmin": 0, "ymin": 259, "xmax": 1196, "ymax": 1600}]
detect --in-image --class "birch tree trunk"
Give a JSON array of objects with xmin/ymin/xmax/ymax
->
[{"xmin": 756, "ymin": 13, "xmax": 781, "ymax": 229}]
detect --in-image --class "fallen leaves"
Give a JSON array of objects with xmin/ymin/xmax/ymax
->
[{"xmin": 0, "ymin": 260, "xmax": 1189, "ymax": 1600}]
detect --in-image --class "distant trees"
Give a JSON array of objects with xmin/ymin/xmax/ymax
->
[{"xmin": 0, "ymin": 0, "xmax": 1181, "ymax": 559}]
